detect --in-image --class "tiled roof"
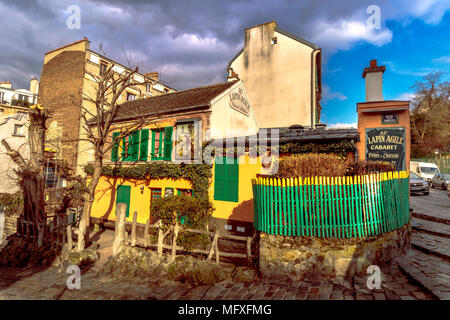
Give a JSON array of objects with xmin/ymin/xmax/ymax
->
[{"xmin": 112, "ymin": 80, "xmax": 238, "ymax": 121}]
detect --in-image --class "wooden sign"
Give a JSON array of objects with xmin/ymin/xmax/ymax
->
[{"xmin": 365, "ymin": 127, "xmax": 406, "ymax": 170}]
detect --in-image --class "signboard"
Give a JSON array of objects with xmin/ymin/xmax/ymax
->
[
  {"xmin": 229, "ymin": 86, "xmax": 250, "ymax": 117},
  {"xmin": 365, "ymin": 127, "xmax": 406, "ymax": 171},
  {"xmin": 381, "ymin": 113, "xmax": 399, "ymax": 125},
  {"xmin": 164, "ymin": 188, "xmax": 174, "ymax": 197}
]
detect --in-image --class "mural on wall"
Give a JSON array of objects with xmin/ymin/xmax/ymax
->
[{"xmin": 365, "ymin": 127, "xmax": 406, "ymax": 171}]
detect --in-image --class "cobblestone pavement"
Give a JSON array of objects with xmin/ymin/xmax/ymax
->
[
  {"xmin": 0, "ymin": 263, "xmax": 436, "ymax": 300},
  {"xmin": 410, "ymin": 189, "xmax": 450, "ymax": 223}
]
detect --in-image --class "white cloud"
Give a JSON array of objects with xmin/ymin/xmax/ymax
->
[
  {"xmin": 433, "ymin": 55, "xmax": 450, "ymax": 64},
  {"xmin": 322, "ymin": 85, "xmax": 348, "ymax": 103},
  {"xmin": 311, "ymin": 19, "xmax": 393, "ymax": 52},
  {"xmin": 328, "ymin": 122, "xmax": 357, "ymax": 128},
  {"xmin": 394, "ymin": 92, "xmax": 416, "ymax": 101}
]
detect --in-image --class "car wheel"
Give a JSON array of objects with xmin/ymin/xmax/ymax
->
[
  {"xmin": 424, "ymin": 191, "xmax": 430, "ymax": 195},
  {"xmin": 431, "ymin": 183, "xmax": 435, "ymax": 188},
  {"xmin": 443, "ymin": 183, "xmax": 448, "ymax": 190}
]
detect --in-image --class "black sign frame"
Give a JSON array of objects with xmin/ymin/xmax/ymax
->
[{"xmin": 365, "ymin": 127, "xmax": 406, "ymax": 171}]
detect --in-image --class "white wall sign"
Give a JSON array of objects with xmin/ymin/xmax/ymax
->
[{"xmin": 229, "ymin": 86, "xmax": 250, "ymax": 117}]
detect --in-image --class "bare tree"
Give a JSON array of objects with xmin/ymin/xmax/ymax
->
[
  {"xmin": 73, "ymin": 62, "xmax": 158, "ymax": 251},
  {"xmin": 1, "ymin": 105, "xmax": 49, "ymax": 226}
]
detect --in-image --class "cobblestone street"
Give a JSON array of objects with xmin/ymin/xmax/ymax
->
[{"xmin": 0, "ymin": 189, "xmax": 448, "ymax": 301}]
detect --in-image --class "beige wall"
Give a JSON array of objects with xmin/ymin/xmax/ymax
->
[
  {"xmin": 209, "ymin": 81, "xmax": 259, "ymax": 139},
  {"xmin": 229, "ymin": 22, "xmax": 320, "ymax": 128}
]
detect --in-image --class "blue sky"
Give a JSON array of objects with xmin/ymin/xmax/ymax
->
[{"xmin": 0, "ymin": 0, "xmax": 449, "ymax": 127}]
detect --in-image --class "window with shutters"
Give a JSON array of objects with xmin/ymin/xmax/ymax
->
[
  {"xmin": 214, "ymin": 157, "xmax": 239, "ymax": 202},
  {"xmin": 111, "ymin": 129, "xmax": 150, "ymax": 162},
  {"xmin": 151, "ymin": 127, "xmax": 173, "ymax": 161}
]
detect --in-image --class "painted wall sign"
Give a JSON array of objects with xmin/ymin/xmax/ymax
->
[
  {"xmin": 381, "ymin": 113, "xmax": 399, "ymax": 125},
  {"xmin": 229, "ymin": 86, "xmax": 250, "ymax": 117},
  {"xmin": 365, "ymin": 127, "xmax": 406, "ymax": 170}
]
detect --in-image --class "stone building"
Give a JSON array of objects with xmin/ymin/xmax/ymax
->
[
  {"xmin": 37, "ymin": 38, "xmax": 175, "ymax": 175},
  {"xmin": 0, "ymin": 79, "xmax": 38, "ymax": 108},
  {"xmin": 227, "ymin": 21, "xmax": 322, "ymax": 129}
]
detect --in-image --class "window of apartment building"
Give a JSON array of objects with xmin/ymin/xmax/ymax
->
[
  {"xmin": 146, "ymin": 83, "xmax": 152, "ymax": 93},
  {"xmin": 99, "ymin": 61, "xmax": 108, "ymax": 76},
  {"xmin": 0, "ymin": 92, "xmax": 5, "ymax": 104},
  {"xmin": 214, "ymin": 157, "xmax": 239, "ymax": 202},
  {"xmin": 13, "ymin": 124, "xmax": 24, "ymax": 136},
  {"xmin": 126, "ymin": 92, "xmax": 136, "ymax": 101},
  {"xmin": 111, "ymin": 129, "xmax": 149, "ymax": 162},
  {"xmin": 151, "ymin": 127, "xmax": 173, "ymax": 161},
  {"xmin": 175, "ymin": 121, "xmax": 196, "ymax": 162}
]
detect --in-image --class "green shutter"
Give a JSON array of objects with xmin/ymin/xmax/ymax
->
[
  {"xmin": 111, "ymin": 132, "xmax": 120, "ymax": 161},
  {"xmin": 214, "ymin": 157, "xmax": 239, "ymax": 202},
  {"xmin": 130, "ymin": 130, "xmax": 140, "ymax": 161},
  {"xmin": 121, "ymin": 136, "xmax": 127, "ymax": 161},
  {"xmin": 164, "ymin": 127, "xmax": 173, "ymax": 160},
  {"xmin": 139, "ymin": 129, "xmax": 149, "ymax": 161},
  {"xmin": 116, "ymin": 185, "xmax": 131, "ymax": 218},
  {"xmin": 151, "ymin": 130, "xmax": 156, "ymax": 160}
]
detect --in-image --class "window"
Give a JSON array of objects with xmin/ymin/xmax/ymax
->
[
  {"xmin": 111, "ymin": 129, "xmax": 149, "ymax": 162},
  {"xmin": 177, "ymin": 189, "xmax": 193, "ymax": 197},
  {"xmin": 214, "ymin": 157, "xmax": 239, "ymax": 202},
  {"xmin": 0, "ymin": 92, "xmax": 5, "ymax": 104},
  {"xmin": 146, "ymin": 83, "xmax": 152, "ymax": 93},
  {"xmin": 13, "ymin": 124, "xmax": 24, "ymax": 136},
  {"xmin": 175, "ymin": 122, "xmax": 196, "ymax": 161},
  {"xmin": 271, "ymin": 37, "xmax": 277, "ymax": 45},
  {"xmin": 126, "ymin": 93, "xmax": 136, "ymax": 101},
  {"xmin": 151, "ymin": 127, "xmax": 173, "ymax": 161},
  {"xmin": 99, "ymin": 61, "xmax": 108, "ymax": 76}
]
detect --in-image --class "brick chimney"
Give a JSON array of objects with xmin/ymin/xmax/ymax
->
[
  {"xmin": 362, "ymin": 59, "xmax": 385, "ymax": 102},
  {"xmin": 30, "ymin": 77, "xmax": 39, "ymax": 95}
]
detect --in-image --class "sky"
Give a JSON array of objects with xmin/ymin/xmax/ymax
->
[{"xmin": 0, "ymin": 0, "xmax": 449, "ymax": 127}]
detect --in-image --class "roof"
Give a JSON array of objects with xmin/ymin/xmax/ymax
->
[
  {"xmin": 210, "ymin": 127, "xmax": 360, "ymax": 146},
  {"xmin": 45, "ymin": 38, "xmax": 88, "ymax": 55},
  {"xmin": 96, "ymin": 80, "xmax": 238, "ymax": 123}
]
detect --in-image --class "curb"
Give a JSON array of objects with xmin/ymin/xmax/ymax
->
[
  {"xmin": 396, "ymin": 257, "xmax": 447, "ymax": 300},
  {"xmin": 412, "ymin": 212, "xmax": 450, "ymax": 225}
]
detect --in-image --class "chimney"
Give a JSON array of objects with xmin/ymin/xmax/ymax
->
[
  {"xmin": 362, "ymin": 59, "xmax": 385, "ymax": 102},
  {"xmin": 145, "ymin": 72, "xmax": 159, "ymax": 81},
  {"xmin": 30, "ymin": 77, "xmax": 39, "ymax": 95}
]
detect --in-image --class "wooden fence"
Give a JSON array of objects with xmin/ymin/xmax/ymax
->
[
  {"xmin": 252, "ymin": 171, "xmax": 410, "ymax": 238},
  {"xmin": 113, "ymin": 203, "xmax": 253, "ymax": 264}
]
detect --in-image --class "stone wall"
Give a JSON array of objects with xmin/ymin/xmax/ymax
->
[{"xmin": 259, "ymin": 223, "xmax": 411, "ymax": 282}]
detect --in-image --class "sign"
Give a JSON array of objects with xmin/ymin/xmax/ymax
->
[
  {"xmin": 164, "ymin": 188, "xmax": 174, "ymax": 197},
  {"xmin": 365, "ymin": 127, "xmax": 406, "ymax": 170},
  {"xmin": 381, "ymin": 113, "xmax": 399, "ymax": 125},
  {"xmin": 229, "ymin": 86, "xmax": 250, "ymax": 116}
]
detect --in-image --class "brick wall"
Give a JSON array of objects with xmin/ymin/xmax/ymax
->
[{"xmin": 38, "ymin": 50, "xmax": 85, "ymax": 170}]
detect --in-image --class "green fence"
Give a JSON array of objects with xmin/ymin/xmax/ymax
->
[
  {"xmin": 252, "ymin": 171, "xmax": 410, "ymax": 238},
  {"xmin": 411, "ymin": 158, "xmax": 450, "ymax": 174}
]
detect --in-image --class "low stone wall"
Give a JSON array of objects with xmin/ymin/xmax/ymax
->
[{"xmin": 259, "ymin": 223, "xmax": 411, "ymax": 282}]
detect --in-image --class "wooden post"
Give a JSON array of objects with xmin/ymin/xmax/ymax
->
[
  {"xmin": 112, "ymin": 203, "xmax": 127, "ymax": 256},
  {"xmin": 207, "ymin": 230, "xmax": 219, "ymax": 260},
  {"xmin": 37, "ymin": 222, "xmax": 44, "ymax": 248},
  {"xmin": 246, "ymin": 236, "xmax": 252, "ymax": 264},
  {"xmin": 131, "ymin": 211, "xmax": 138, "ymax": 247},
  {"xmin": 144, "ymin": 218, "xmax": 150, "ymax": 247},
  {"xmin": 170, "ymin": 221, "xmax": 180, "ymax": 263},
  {"xmin": 67, "ymin": 224, "xmax": 73, "ymax": 250},
  {"xmin": 214, "ymin": 231, "xmax": 220, "ymax": 265}
]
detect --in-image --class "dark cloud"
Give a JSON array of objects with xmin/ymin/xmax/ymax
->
[{"xmin": 0, "ymin": 0, "xmax": 447, "ymax": 90}]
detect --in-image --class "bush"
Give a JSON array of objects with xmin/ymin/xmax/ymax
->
[
  {"xmin": 276, "ymin": 153, "xmax": 347, "ymax": 178},
  {"xmin": 346, "ymin": 160, "xmax": 396, "ymax": 176},
  {"xmin": 151, "ymin": 195, "xmax": 214, "ymax": 250},
  {"xmin": 0, "ymin": 192, "xmax": 23, "ymax": 217}
]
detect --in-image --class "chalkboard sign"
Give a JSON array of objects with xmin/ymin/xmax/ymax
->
[{"xmin": 365, "ymin": 127, "xmax": 406, "ymax": 171}]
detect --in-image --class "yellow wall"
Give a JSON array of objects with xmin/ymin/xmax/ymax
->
[{"xmin": 90, "ymin": 176, "xmax": 192, "ymax": 224}]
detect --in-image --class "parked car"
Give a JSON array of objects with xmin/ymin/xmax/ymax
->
[
  {"xmin": 431, "ymin": 173, "xmax": 450, "ymax": 190},
  {"xmin": 409, "ymin": 172, "xmax": 430, "ymax": 195},
  {"xmin": 410, "ymin": 161, "xmax": 440, "ymax": 182}
]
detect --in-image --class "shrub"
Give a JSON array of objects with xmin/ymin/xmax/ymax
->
[
  {"xmin": 0, "ymin": 192, "xmax": 23, "ymax": 217},
  {"xmin": 276, "ymin": 153, "xmax": 347, "ymax": 178},
  {"xmin": 346, "ymin": 160, "xmax": 396, "ymax": 176}
]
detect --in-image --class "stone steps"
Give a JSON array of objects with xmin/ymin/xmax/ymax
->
[
  {"xmin": 412, "ymin": 218, "xmax": 450, "ymax": 239},
  {"xmin": 411, "ymin": 232, "xmax": 450, "ymax": 261},
  {"xmin": 412, "ymin": 212, "xmax": 450, "ymax": 225},
  {"xmin": 396, "ymin": 249, "xmax": 450, "ymax": 300}
]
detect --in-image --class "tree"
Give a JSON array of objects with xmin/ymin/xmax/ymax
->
[
  {"xmin": 410, "ymin": 72, "xmax": 450, "ymax": 157},
  {"xmin": 73, "ymin": 62, "xmax": 158, "ymax": 251},
  {"xmin": 1, "ymin": 105, "xmax": 48, "ymax": 226}
]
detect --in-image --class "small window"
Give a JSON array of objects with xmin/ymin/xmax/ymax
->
[
  {"xmin": 146, "ymin": 83, "xmax": 152, "ymax": 93},
  {"xmin": 99, "ymin": 61, "xmax": 108, "ymax": 76},
  {"xmin": 126, "ymin": 93, "xmax": 136, "ymax": 101},
  {"xmin": 151, "ymin": 127, "xmax": 173, "ymax": 161},
  {"xmin": 177, "ymin": 189, "xmax": 193, "ymax": 197},
  {"xmin": 271, "ymin": 37, "xmax": 277, "ymax": 45},
  {"xmin": 13, "ymin": 124, "xmax": 24, "ymax": 136}
]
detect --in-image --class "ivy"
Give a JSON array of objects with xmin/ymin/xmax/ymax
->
[
  {"xmin": 0, "ymin": 192, "xmax": 23, "ymax": 217},
  {"xmin": 279, "ymin": 141, "xmax": 353, "ymax": 157},
  {"xmin": 83, "ymin": 162, "xmax": 212, "ymax": 199}
]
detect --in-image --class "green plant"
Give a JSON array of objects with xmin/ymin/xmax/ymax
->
[
  {"xmin": 0, "ymin": 192, "xmax": 23, "ymax": 217},
  {"xmin": 276, "ymin": 153, "xmax": 348, "ymax": 178},
  {"xmin": 346, "ymin": 160, "xmax": 396, "ymax": 176}
]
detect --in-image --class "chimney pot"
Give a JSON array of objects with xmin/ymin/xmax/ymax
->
[{"xmin": 370, "ymin": 59, "xmax": 377, "ymax": 68}]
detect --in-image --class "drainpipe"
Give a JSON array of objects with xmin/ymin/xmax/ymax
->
[{"xmin": 310, "ymin": 48, "xmax": 320, "ymax": 128}]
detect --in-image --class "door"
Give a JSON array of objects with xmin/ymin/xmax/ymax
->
[{"xmin": 116, "ymin": 185, "xmax": 131, "ymax": 218}]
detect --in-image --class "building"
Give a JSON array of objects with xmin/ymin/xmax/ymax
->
[
  {"xmin": 0, "ymin": 79, "xmax": 38, "ymax": 108},
  {"xmin": 355, "ymin": 60, "xmax": 410, "ymax": 171},
  {"xmin": 37, "ymin": 38, "xmax": 175, "ymax": 175},
  {"xmin": 227, "ymin": 21, "xmax": 322, "ymax": 129}
]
